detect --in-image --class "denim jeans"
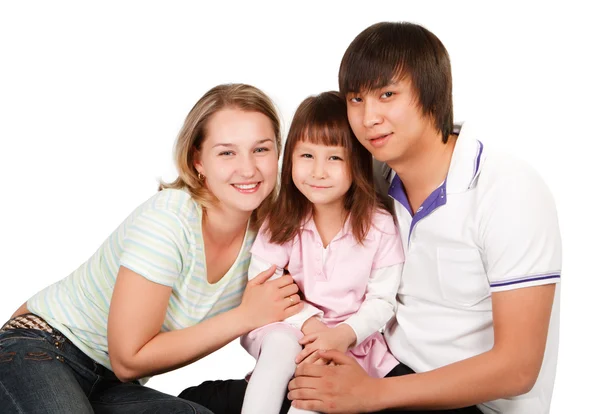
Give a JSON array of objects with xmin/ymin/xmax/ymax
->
[{"xmin": 0, "ymin": 326, "xmax": 213, "ymax": 414}]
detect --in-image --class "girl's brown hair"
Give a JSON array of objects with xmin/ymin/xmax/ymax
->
[
  {"xmin": 267, "ymin": 91, "xmax": 383, "ymax": 245},
  {"xmin": 160, "ymin": 83, "xmax": 282, "ymax": 230}
]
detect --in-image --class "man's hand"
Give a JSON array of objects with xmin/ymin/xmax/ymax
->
[
  {"xmin": 288, "ymin": 350, "xmax": 377, "ymax": 413},
  {"xmin": 295, "ymin": 324, "xmax": 356, "ymax": 365}
]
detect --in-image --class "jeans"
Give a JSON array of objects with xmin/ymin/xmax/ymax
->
[
  {"xmin": 0, "ymin": 326, "xmax": 213, "ymax": 414},
  {"xmin": 179, "ymin": 362, "xmax": 482, "ymax": 414}
]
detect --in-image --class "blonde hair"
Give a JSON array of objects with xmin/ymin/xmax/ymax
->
[{"xmin": 160, "ymin": 83, "xmax": 282, "ymax": 229}]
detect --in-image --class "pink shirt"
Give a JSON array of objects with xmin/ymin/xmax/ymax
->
[{"xmin": 242, "ymin": 210, "xmax": 404, "ymax": 378}]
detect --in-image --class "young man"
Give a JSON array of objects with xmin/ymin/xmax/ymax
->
[
  {"xmin": 287, "ymin": 22, "xmax": 561, "ymax": 414},
  {"xmin": 179, "ymin": 22, "xmax": 561, "ymax": 414}
]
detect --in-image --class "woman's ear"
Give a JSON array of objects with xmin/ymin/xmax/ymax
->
[{"xmin": 193, "ymin": 149, "xmax": 205, "ymax": 177}]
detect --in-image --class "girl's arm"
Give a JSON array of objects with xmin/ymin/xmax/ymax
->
[
  {"xmin": 340, "ymin": 263, "xmax": 402, "ymax": 346},
  {"xmin": 107, "ymin": 265, "xmax": 301, "ymax": 382},
  {"xmin": 295, "ymin": 263, "xmax": 402, "ymax": 364}
]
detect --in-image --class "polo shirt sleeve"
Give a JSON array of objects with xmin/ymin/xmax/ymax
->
[
  {"xmin": 120, "ymin": 208, "xmax": 190, "ymax": 288},
  {"xmin": 479, "ymin": 157, "xmax": 561, "ymax": 292},
  {"xmin": 371, "ymin": 212, "xmax": 405, "ymax": 269}
]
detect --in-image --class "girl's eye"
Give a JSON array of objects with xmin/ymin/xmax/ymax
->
[
  {"xmin": 329, "ymin": 156, "xmax": 343, "ymax": 161},
  {"xmin": 219, "ymin": 151, "xmax": 234, "ymax": 156},
  {"xmin": 381, "ymin": 91, "xmax": 394, "ymax": 99},
  {"xmin": 300, "ymin": 153, "xmax": 313, "ymax": 159},
  {"xmin": 254, "ymin": 147, "xmax": 269, "ymax": 153},
  {"xmin": 349, "ymin": 96, "xmax": 362, "ymax": 103}
]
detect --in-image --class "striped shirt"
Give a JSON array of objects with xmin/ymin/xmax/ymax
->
[{"xmin": 28, "ymin": 189, "xmax": 255, "ymax": 378}]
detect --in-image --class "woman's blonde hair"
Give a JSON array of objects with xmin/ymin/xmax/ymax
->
[{"xmin": 160, "ymin": 83, "xmax": 282, "ymax": 229}]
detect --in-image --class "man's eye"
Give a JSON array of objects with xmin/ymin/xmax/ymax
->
[{"xmin": 381, "ymin": 91, "xmax": 394, "ymax": 99}]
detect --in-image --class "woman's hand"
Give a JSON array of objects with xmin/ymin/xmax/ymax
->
[{"xmin": 238, "ymin": 265, "xmax": 302, "ymax": 331}]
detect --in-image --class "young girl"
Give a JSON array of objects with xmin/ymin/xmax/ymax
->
[
  {"xmin": 240, "ymin": 91, "xmax": 404, "ymax": 414},
  {"xmin": 0, "ymin": 83, "xmax": 302, "ymax": 413}
]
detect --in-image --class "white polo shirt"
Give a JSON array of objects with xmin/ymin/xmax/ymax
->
[{"xmin": 381, "ymin": 123, "xmax": 561, "ymax": 414}]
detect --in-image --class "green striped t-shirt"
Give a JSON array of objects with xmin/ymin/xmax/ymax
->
[{"xmin": 28, "ymin": 189, "xmax": 255, "ymax": 378}]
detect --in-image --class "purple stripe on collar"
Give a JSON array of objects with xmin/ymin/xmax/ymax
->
[
  {"xmin": 388, "ymin": 174, "xmax": 447, "ymax": 239},
  {"xmin": 469, "ymin": 140, "xmax": 484, "ymax": 189},
  {"xmin": 388, "ymin": 174, "xmax": 411, "ymax": 214},
  {"xmin": 409, "ymin": 182, "xmax": 447, "ymax": 238},
  {"xmin": 490, "ymin": 274, "xmax": 560, "ymax": 288}
]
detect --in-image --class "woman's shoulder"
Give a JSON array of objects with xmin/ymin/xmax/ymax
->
[{"xmin": 140, "ymin": 189, "xmax": 199, "ymax": 219}]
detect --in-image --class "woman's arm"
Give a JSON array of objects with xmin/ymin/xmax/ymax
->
[
  {"xmin": 107, "ymin": 265, "xmax": 301, "ymax": 382},
  {"xmin": 249, "ymin": 254, "xmax": 324, "ymax": 330}
]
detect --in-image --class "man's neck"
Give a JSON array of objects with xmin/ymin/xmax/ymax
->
[{"xmin": 389, "ymin": 133, "xmax": 457, "ymax": 214}]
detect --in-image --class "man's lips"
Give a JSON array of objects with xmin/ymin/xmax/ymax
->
[{"xmin": 367, "ymin": 132, "xmax": 392, "ymax": 148}]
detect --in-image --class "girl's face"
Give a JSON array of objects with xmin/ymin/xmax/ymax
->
[
  {"xmin": 195, "ymin": 108, "xmax": 279, "ymax": 215},
  {"xmin": 291, "ymin": 141, "xmax": 352, "ymax": 211}
]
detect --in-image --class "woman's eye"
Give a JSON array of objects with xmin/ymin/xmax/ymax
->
[
  {"xmin": 219, "ymin": 151, "xmax": 234, "ymax": 156},
  {"xmin": 254, "ymin": 147, "xmax": 269, "ymax": 153},
  {"xmin": 349, "ymin": 96, "xmax": 362, "ymax": 103}
]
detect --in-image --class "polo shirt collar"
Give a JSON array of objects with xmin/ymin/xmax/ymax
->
[
  {"xmin": 299, "ymin": 214, "xmax": 374, "ymax": 242},
  {"xmin": 386, "ymin": 122, "xmax": 484, "ymax": 235},
  {"xmin": 385, "ymin": 122, "xmax": 485, "ymax": 193},
  {"xmin": 445, "ymin": 122, "xmax": 485, "ymax": 194}
]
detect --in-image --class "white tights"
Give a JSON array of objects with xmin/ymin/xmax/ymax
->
[{"xmin": 241, "ymin": 330, "xmax": 319, "ymax": 414}]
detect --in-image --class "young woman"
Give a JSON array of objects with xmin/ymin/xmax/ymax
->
[
  {"xmin": 239, "ymin": 91, "xmax": 405, "ymax": 414},
  {"xmin": 0, "ymin": 83, "xmax": 302, "ymax": 413}
]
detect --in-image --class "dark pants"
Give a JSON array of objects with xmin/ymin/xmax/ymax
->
[
  {"xmin": 0, "ymin": 327, "xmax": 213, "ymax": 414},
  {"xmin": 179, "ymin": 362, "xmax": 482, "ymax": 414}
]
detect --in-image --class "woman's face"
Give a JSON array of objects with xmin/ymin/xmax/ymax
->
[{"xmin": 195, "ymin": 108, "xmax": 279, "ymax": 215}]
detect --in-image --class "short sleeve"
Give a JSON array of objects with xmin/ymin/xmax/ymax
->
[
  {"xmin": 250, "ymin": 224, "xmax": 292, "ymax": 269},
  {"xmin": 479, "ymin": 157, "xmax": 562, "ymax": 292},
  {"xmin": 371, "ymin": 212, "xmax": 405, "ymax": 270},
  {"xmin": 120, "ymin": 208, "xmax": 190, "ymax": 287}
]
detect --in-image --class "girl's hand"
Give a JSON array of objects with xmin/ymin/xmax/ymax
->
[
  {"xmin": 295, "ymin": 324, "xmax": 357, "ymax": 365},
  {"xmin": 238, "ymin": 265, "xmax": 302, "ymax": 331}
]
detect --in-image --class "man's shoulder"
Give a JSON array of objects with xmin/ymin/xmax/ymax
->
[{"xmin": 477, "ymin": 148, "xmax": 549, "ymax": 192}]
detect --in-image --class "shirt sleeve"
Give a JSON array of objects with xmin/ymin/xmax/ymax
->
[
  {"xmin": 371, "ymin": 213, "xmax": 405, "ymax": 269},
  {"xmin": 479, "ymin": 157, "xmax": 562, "ymax": 292},
  {"xmin": 120, "ymin": 208, "xmax": 190, "ymax": 287},
  {"xmin": 341, "ymin": 263, "xmax": 402, "ymax": 346},
  {"xmin": 250, "ymin": 233, "xmax": 324, "ymax": 330}
]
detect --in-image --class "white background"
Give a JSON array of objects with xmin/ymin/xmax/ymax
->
[{"xmin": 0, "ymin": 1, "xmax": 597, "ymax": 412}]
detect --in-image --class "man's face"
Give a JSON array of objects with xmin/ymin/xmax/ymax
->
[{"xmin": 346, "ymin": 78, "xmax": 435, "ymax": 167}]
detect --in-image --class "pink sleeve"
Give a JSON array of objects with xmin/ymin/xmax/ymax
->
[
  {"xmin": 250, "ymin": 223, "xmax": 292, "ymax": 269},
  {"xmin": 371, "ymin": 212, "xmax": 405, "ymax": 270}
]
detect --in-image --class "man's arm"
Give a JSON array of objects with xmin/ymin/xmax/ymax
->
[{"xmin": 288, "ymin": 283, "xmax": 556, "ymax": 413}]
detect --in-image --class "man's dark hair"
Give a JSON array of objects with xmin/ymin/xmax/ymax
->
[{"xmin": 339, "ymin": 22, "xmax": 454, "ymax": 142}]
